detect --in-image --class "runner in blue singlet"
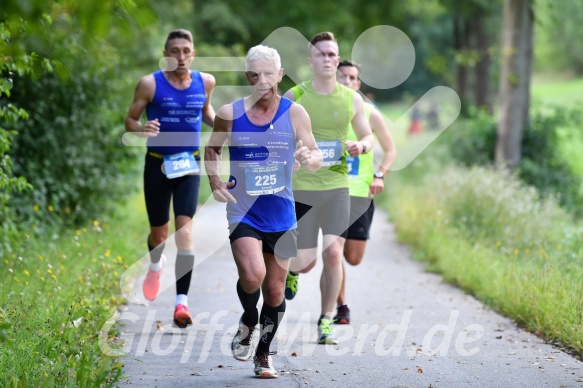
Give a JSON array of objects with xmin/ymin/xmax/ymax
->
[
  {"xmin": 124, "ymin": 29, "xmax": 216, "ymax": 328},
  {"xmin": 205, "ymin": 45, "xmax": 321, "ymax": 379}
]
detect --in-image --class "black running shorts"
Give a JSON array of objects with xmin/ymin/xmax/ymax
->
[
  {"xmin": 228, "ymin": 222, "xmax": 298, "ymax": 259},
  {"xmin": 346, "ymin": 197, "xmax": 375, "ymax": 241},
  {"xmin": 143, "ymin": 152, "xmax": 201, "ymax": 227}
]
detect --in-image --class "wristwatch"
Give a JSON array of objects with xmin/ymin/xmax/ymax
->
[
  {"xmin": 374, "ymin": 171, "xmax": 384, "ymax": 179},
  {"xmin": 360, "ymin": 141, "xmax": 367, "ymax": 154}
]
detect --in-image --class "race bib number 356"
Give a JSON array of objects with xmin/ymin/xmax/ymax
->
[{"xmin": 317, "ymin": 140, "xmax": 343, "ymax": 167}]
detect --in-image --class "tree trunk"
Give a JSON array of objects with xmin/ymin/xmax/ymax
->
[
  {"xmin": 495, "ymin": 0, "xmax": 533, "ymax": 170},
  {"xmin": 474, "ymin": 14, "xmax": 492, "ymax": 112},
  {"xmin": 454, "ymin": 14, "xmax": 469, "ymax": 103}
]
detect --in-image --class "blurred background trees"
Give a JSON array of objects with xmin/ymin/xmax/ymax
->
[{"xmin": 2, "ymin": 0, "xmax": 583, "ymax": 256}]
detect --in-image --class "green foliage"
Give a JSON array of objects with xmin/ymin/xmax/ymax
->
[
  {"xmin": 0, "ymin": 1, "xmax": 153, "ymax": 236},
  {"xmin": 520, "ymin": 107, "xmax": 583, "ymax": 212},
  {"xmin": 0, "ymin": 18, "xmax": 35, "ymax": 257},
  {"xmin": 427, "ymin": 164, "xmax": 566, "ymax": 247},
  {"xmin": 8, "ymin": 61, "xmax": 141, "ymax": 229},
  {"xmin": 446, "ymin": 108, "xmax": 497, "ymax": 165},
  {"xmin": 535, "ymin": 0, "xmax": 583, "ymax": 75},
  {"xmin": 444, "ymin": 107, "xmax": 583, "ymax": 213},
  {"xmin": 385, "ymin": 160, "xmax": 583, "ymax": 355},
  {"xmin": 0, "ymin": 194, "xmax": 145, "ymax": 387}
]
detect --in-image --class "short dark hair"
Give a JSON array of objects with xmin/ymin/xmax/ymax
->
[
  {"xmin": 308, "ymin": 31, "xmax": 337, "ymax": 54},
  {"xmin": 338, "ymin": 60, "xmax": 361, "ymax": 76},
  {"xmin": 165, "ymin": 29, "xmax": 193, "ymax": 50}
]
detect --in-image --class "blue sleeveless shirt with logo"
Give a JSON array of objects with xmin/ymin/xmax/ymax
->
[
  {"xmin": 146, "ymin": 70, "xmax": 206, "ymax": 155},
  {"xmin": 227, "ymin": 97, "xmax": 296, "ymax": 232}
]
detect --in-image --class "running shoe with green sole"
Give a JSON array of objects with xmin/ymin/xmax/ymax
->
[
  {"xmin": 317, "ymin": 318, "xmax": 338, "ymax": 344},
  {"xmin": 284, "ymin": 272, "xmax": 299, "ymax": 300}
]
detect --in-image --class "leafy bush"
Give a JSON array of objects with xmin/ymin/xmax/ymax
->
[
  {"xmin": 5, "ymin": 15, "xmax": 141, "ymax": 231},
  {"xmin": 445, "ymin": 106, "xmax": 583, "ymax": 213},
  {"xmin": 446, "ymin": 107, "xmax": 497, "ymax": 166},
  {"xmin": 521, "ymin": 108, "xmax": 583, "ymax": 212},
  {"xmin": 1, "ymin": 20, "xmax": 35, "ymax": 256}
]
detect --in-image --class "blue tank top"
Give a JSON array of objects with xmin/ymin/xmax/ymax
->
[
  {"xmin": 146, "ymin": 70, "xmax": 206, "ymax": 155},
  {"xmin": 226, "ymin": 97, "xmax": 296, "ymax": 232}
]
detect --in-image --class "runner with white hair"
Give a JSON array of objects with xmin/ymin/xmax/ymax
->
[{"xmin": 205, "ymin": 45, "xmax": 322, "ymax": 378}]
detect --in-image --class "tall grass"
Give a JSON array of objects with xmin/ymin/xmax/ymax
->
[
  {"xmin": 0, "ymin": 193, "xmax": 147, "ymax": 386},
  {"xmin": 384, "ymin": 155, "xmax": 583, "ymax": 357}
]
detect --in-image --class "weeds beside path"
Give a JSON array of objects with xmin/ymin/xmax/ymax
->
[{"xmin": 0, "ymin": 193, "xmax": 147, "ymax": 386}]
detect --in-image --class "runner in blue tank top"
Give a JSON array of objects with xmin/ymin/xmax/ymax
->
[
  {"xmin": 205, "ymin": 45, "xmax": 321, "ymax": 379},
  {"xmin": 124, "ymin": 29, "xmax": 216, "ymax": 328}
]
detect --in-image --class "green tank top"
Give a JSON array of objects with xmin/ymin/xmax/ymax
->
[
  {"xmin": 346, "ymin": 103, "xmax": 374, "ymax": 198},
  {"xmin": 291, "ymin": 81, "xmax": 354, "ymax": 191}
]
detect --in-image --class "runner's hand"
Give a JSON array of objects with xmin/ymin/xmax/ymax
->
[
  {"xmin": 142, "ymin": 118, "xmax": 161, "ymax": 137},
  {"xmin": 370, "ymin": 178, "xmax": 384, "ymax": 196},
  {"xmin": 345, "ymin": 140, "xmax": 362, "ymax": 156},
  {"xmin": 293, "ymin": 159, "xmax": 300, "ymax": 173},
  {"xmin": 294, "ymin": 140, "xmax": 311, "ymax": 168},
  {"xmin": 210, "ymin": 179, "xmax": 237, "ymax": 203}
]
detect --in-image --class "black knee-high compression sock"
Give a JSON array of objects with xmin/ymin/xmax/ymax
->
[
  {"xmin": 256, "ymin": 299, "xmax": 286, "ymax": 356},
  {"xmin": 147, "ymin": 234, "xmax": 165, "ymax": 264},
  {"xmin": 175, "ymin": 249, "xmax": 195, "ymax": 295},
  {"xmin": 236, "ymin": 280, "xmax": 260, "ymax": 327}
]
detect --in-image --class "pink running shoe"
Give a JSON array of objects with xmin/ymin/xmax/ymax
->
[
  {"xmin": 173, "ymin": 304, "xmax": 193, "ymax": 328},
  {"xmin": 143, "ymin": 255, "xmax": 166, "ymax": 301}
]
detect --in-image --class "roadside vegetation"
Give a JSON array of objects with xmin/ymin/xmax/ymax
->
[
  {"xmin": 379, "ymin": 99, "xmax": 583, "ymax": 358},
  {"xmin": 0, "ymin": 193, "xmax": 146, "ymax": 386}
]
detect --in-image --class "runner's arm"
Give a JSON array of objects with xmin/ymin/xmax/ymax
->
[
  {"xmin": 346, "ymin": 92, "xmax": 374, "ymax": 156},
  {"xmin": 204, "ymin": 104, "xmax": 236, "ymax": 203},
  {"xmin": 290, "ymin": 103, "xmax": 322, "ymax": 173},
  {"xmin": 201, "ymin": 72, "xmax": 217, "ymax": 127},
  {"xmin": 124, "ymin": 75, "xmax": 159, "ymax": 137},
  {"xmin": 369, "ymin": 107, "xmax": 397, "ymax": 196}
]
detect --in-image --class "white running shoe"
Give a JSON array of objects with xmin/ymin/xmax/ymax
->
[
  {"xmin": 253, "ymin": 352, "xmax": 278, "ymax": 378},
  {"xmin": 231, "ymin": 317, "xmax": 257, "ymax": 361}
]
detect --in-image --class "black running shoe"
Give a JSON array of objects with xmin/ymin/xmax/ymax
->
[{"xmin": 333, "ymin": 304, "xmax": 350, "ymax": 324}]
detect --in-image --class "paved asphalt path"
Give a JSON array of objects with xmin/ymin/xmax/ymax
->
[{"xmin": 115, "ymin": 199, "xmax": 582, "ymax": 387}]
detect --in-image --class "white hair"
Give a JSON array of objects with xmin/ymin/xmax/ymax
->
[{"xmin": 245, "ymin": 45, "xmax": 281, "ymax": 71}]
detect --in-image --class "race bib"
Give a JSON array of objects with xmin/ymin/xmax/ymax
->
[
  {"xmin": 162, "ymin": 152, "xmax": 200, "ymax": 179},
  {"xmin": 317, "ymin": 140, "xmax": 342, "ymax": 167},
  {"xmin": 346, "ymin": 156, "xmax": 360, "ymax": 177},
  {"xmin": 245, "ymin": 164, "xmax": 285, "ymax": 196}
]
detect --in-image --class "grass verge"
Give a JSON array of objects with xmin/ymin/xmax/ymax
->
[
  {"xmin": 0, "ymin": 192, "xmax": 147, "ymax": 386},
  {"xmin": 381, "ymin": 150, "xmax": 583, "ymax": 359}
]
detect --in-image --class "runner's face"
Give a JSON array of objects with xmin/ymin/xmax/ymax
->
[
  {"xmin": 308, "ymin": 40, "xmax": 340, "ymax": 78},
  {"xmin": 163, "ymin": 38, "xmax": 195, "ymax": 73},
  {"xmin": 337, "ymin": 66, "xmax": 361, "ymax": 91},
  {"xmin": 245, "ymin": 59, "xmax": 283, "ymax": 100}
]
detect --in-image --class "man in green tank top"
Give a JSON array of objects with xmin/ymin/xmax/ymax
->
[
  {"xmin": 333, "ymin": 60, "xmax": 397, "ymax": 325},
  {"xmin": 283, "ymin": 32, "xmax": 375, "ymax": 345}
]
